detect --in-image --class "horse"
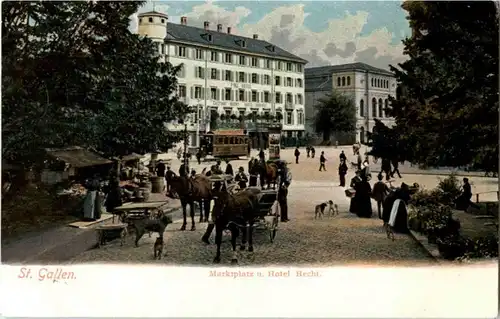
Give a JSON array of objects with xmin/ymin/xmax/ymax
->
[
  {"xmin": 167, "ymin": 175, "xmax": 212, "ymax": 231},
  {"xmin": 253, "ymin": 160, "xmax": 278, "ymax": 189},
  {"xmin": 211, "ymin": 187, "xmax": 262, "ymax": 264}
]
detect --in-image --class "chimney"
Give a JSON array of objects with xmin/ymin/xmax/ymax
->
[
  {"xmin": 204, "ymin": 21, "xmax": 209, "ymax": 30},
  {"xmin": 227, "ymin": 27, "xmax": 232, "ymax": 34},
  {"xmin": 180, "ymin": 16, "xmax": 187, "ymax": 25},
  {"xmin": 217, "ymin": 24, "xmax": 222, "ymax": 32},
  {"xmin": 253, "ymin": 34, "xmax": 258, "ymax": 39}
]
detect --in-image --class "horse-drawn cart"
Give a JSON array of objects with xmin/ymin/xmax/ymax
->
[{"xmin": 252, "ymin": 188, "xmax": 280, "ymax": 242}]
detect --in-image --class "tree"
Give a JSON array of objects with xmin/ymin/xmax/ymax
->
[
  {"xmin": 2, "ymin": 1, "xmax": 188, "ymax": 168},
  {"xmin": 369, "ymin": 1, "xmax": 498, "ymax": 173},
  {"xmin": 312, "ymin": 91, "xmax": 357, "ymax": 143}
]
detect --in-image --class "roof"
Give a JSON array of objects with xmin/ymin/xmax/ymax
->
[
  {"xmin": 119, "ymin": 153, "xmax": 143, "ymax": 162},
  {"xmin": 305, "ymin": 62, "xmax": 393, "ymax": 77},
  {"xmin": 45, "ymin": 147, "xmax": 112, "ymax": 168},
  {"xmin": 138, "ymin": 11, "xmax": 168, "ymax": 18},
  {"xmin": 166, "ymin": 23, "xmax": 307, "ymax": 63},
  {"xmin": 305, "ymin": 76, "xmax": 333, "ymax": 92}
]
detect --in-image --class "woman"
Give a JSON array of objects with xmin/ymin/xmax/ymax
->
[
  {"xmin": 83, "ymin": 175, "xmax": 102, "ymax": 221},
  {"xmin": 348, "ymin": 170, "xmax": 362, "ymax": 214},
  {"xmin": 105, "ymin": 178, "xmax": 123, "ymax": 214},
  {"xmin": 354, "ymin": 175, "xmax": 373, "ymax": 218}
]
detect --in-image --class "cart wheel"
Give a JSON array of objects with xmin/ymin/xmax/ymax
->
[{"xmin": 269, "ymin": 217, "xmax": 278, "ymax": 243}]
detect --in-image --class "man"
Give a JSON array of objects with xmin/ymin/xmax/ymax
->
[
  {"xmin": 294, "ymin": 147, "xmax": 300, "ymax": 164},
  {"xmin": 258, "ymin": 149, "xmax": 265, "ymax": 163},
  {"xmin": 391, "ymin": 158, "xmax": 402, "ymax": 178},
  {"xmin": 278, "ymin": 182, "xmax": 290, "ymax": 222},
  {"xmin": 234, "ymin": 167, "xmax": 248, "ymax": 189},
  {"xmin": 248, "ymin": 157, "xmax": 258, "ymax": 187},
  {"xmin": 306, "ymin": 145, "xmax": 311, "ymax": 158},
  {"xmin": 456, "ymin": 178, "xmax": 480, "ymax": 211},
  {"xmin": 319, "ymin": 151, "xmax": 327, "ymax": 171},
  {"xmin": 179, "ymin": 162, "xmax": 188, "ymax": 177},
  {"xmin": 165, "ymin": 166, "xmax": 176, "ymax": 195},
  {"xmin": 372, "ymin": 173, "xmax": 390, "ymax": 219},
  {"xmin": 339, "ymin": 150, "xmax": 346, "ymax": 162},
  {"xmin": 214, "ymin": 160, "xmax": 223, "ymax": 174},
  {"xmin": 195, "ymin": 151, "xmax": 202, "ymax": 165},
  {"xmin": 311, "ymin": 146, "xmax": 316, "ymax": 158},
  {"xmin": 156, "ymin": 160, "xmax": 166, "ymax": 178},
  {"xmin": 381, "ymin": 158, "xmax": 392, "ymax": 181},
  {"xmin": 338, "ymin": 159, "xmax": 348, "ymax": 187},
  {"xmin": 224, "ymin": 159, "xmax": 234, "ymax": 176}
]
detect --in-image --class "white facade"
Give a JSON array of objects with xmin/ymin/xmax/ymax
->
[
  {"xmin": 305, "ymin": 63, "xmax": 396, "ymax": 144},
  {"xmin": 137, "ymin": 12, "xmax": 307, "ymax": 146}
]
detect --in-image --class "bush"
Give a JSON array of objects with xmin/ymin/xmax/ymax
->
[{"xmin": 435, "ymin": 173, "xmax": 462, "ymax": 206}]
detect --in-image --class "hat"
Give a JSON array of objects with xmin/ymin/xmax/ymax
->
[{"xmin": 239, "ymin": 166, "xmax": 244, "ymax": 171}]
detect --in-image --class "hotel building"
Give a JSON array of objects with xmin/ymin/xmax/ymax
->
[{"xmin": 137, "ymin": 11, "xmax": 308, "ymax": 147}]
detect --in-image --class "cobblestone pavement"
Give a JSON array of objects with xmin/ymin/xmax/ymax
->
[{"xmin": 69, "ymin": 147, "xmax": 497, "ymax": 265}]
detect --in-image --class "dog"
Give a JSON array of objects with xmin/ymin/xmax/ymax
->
[
  {"xmin": 153, "ymin": 237, "xmax": 164, "ymax": 259},
  {"xmin": 134, "ymin": 214, "xmax": 173, "ymax": 247},
  {"xmin": 314, "ymin": 203, "xmax": 327, "ymax": 219},
  {"xmin": 327, "ymin": 200, "xmax": 339, "ymax": 217},
  {"xmin": 384, "ymin": 222, "xmax": 395, "ymax": 241}
]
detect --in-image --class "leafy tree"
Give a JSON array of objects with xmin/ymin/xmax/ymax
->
[
  {"xmin": 369, "ymin": 1, "xmax": 498, "ymax": 173},
  {"xmin": 2, "ymin": 1, "xmax": 188, "ymax": 169},
  {"xmin": 312, "ymin": 91, "xmax": 357, "ymax": 143}
]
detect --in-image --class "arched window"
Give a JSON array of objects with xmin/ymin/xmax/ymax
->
[
  {"xmin": 347, "ymin": 76, "xmax": 351, "ymax": 86},
  {"xmin": 337, "ymin": 77, "xmax": 341, "ymax": 86},
  {"xmin": 372, "ymin": 98, "xmax": 377, "ymax": 118},
  {"xmin": 384, "ymin": 99, "xmax": 389, "ymax": 117},
  {"xmin": 378, "ymin": 98, "xmax": 383, "ymax": 117},
  {"xmin": 377, "ymin": 79, "xmax": 381, "ymax": 87},
  {"xmin": 359, "ymin": 99, "xmax": 364, "ymax": 117},
  {"xmin": 342, "ymin": 77, "xmax": 346, "ymax": 86},
  {"xmin": 359, "ymin": 127, "xmax": 365, "ymax": 143},
  {"xmin": 385, "ymin": 80, "xmax": 388, "ymax": 88},
  {"xmin": 371, "ymin": 78, "xmax": 374, "ymax": 86}
]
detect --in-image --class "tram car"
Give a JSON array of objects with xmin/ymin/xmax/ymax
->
[{"xmin": 200, "ymin": 130, "xmax": 250, "ymax": 159}]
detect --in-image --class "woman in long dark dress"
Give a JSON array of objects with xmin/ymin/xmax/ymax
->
[
  {"xmin": 105, "ymin": 178, "xmax": 123, "ymax": 214},
  {"xmin": 354, "ymin": 175, "xmax": 373, "ymax": 218},
  {"xmin": 348, "ymin": 171, "xmax": 362, "ymax": 214}
]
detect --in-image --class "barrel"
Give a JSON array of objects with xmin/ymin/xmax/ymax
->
[{"xmin": 151, "ymin": 176, "xmax": 164, "ymax": 193}]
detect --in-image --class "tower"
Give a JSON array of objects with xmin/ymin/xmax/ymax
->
[{"xmin": 137, "ymin": 11, "xmax": 168, "ymax": 56}]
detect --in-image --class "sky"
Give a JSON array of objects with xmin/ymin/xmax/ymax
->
[{"xmin": 130, "ymin": 1, "xmax": 411, "ymax": 70}]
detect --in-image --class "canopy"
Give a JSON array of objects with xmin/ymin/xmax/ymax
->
[{"xmin": 45, "ymin": 147, "xmax": 112, "ymax": 168}]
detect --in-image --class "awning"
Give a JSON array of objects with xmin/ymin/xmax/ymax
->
[
  {"xmin": 120, "ymin": 153, "xmax": 143, "ymax": 162},
  {"xmin": 45, "ymin": 147, "xmax": 112, "ymax": 168}
]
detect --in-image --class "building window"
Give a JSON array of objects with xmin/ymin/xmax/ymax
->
[
  {"xmin": 359, "ymin": 99, "xmax": 364, "ymax": 117},
  {"xmin": 211, "ymin": 88, "xmax": 217, "ymax": 100},
  {"xmin": 277, "ymin": 61, "xmax": 282, "ymax": 70},
  {"xmin": 161, "ymin": 19, "xmax": 165, "ymax": 24},
  {"xmin": 384, "ymin": 99, "xmax": 389, "ymax": 117},
  {"xmin": 139, "ymin": 18, "xmax": 142, "ymax": 24},
  {"xmin": 251, "ymin": 57, "xmax": 258, "ymax": 67},
  {"xmin": 239, "ymin": 55, "xmax": 246, "ymax": 65},
  {"xmin": 251, "ymin": 91, "xmax": 258, "ymax": 102},
  {"xmin": 194, "ymin": 87, "xmax": 202, "ymax": 99},
  {"xmin": 286, "ymin": 111, "xmax": 293, "ymax": 125},
  {"xmin": 372, "ymin": 98, "xmax": 377, "ymax": 117},
  {"xmin": 371, "ymin": 78, "xmax": 374, "ymax": 87},
  {"xmin": 378, "ymin": 98, "xmax": 383, "ymax": 117},
  {"xmin": 286, "ymin": 93, "xmax": 293, "ymax": 104},
  {"xmin": 275, "ymin": 76, "xmax": 281, "ymax": 86},
  {"xmin": 266, "ymin": 59, "xmax": 272, "ymax": 69},
  {"xmin": 263, "ymin": 75, "xmax": 270, "ymax": 85},
  {"xmin": 286, "ymin": 62, "xmax": 292, "ymax": 71},
  {"xmin": 239, "ymin": 89, "xmax": 245, "ymax": 102},
  {"xmin": 195, "ymin": 66, "xmax": 205, "ymax": 78},
  {"xmin": 275, "ymin": 92, "xmax": 282, "ymax": 104},
  {"xmin": 264, "ymin": 92, "xmax": 270, "ymax": 103},
  {"xmin": 225, "ymin": 53, "xmax": 232, "ymax": 63},
  {"xmin": 177, "ymin": 64, "xmax": 185, "ymax": 78},
  {"xmin": 195, "ymin": 49, "xmax": 203, "ymax": 60},
  {"xmin": 178, "ymin": 46, "xmax": 186, "ymax": 57},
  {"xmin": 296, "ymin": 78, "xmax": 303, "ymax": 87},
  {"xmin": 251, "ymin": 73, "xmax": 258, "ymax": 84},
  {"xmin": 178, "ymin": 85, "xmax": 186, "ymax": 97},
  {"xmin": 342, "ymin": 77, "xmax": 346, "ymax": 86},
  {"xmin": 297, "ymin": 94, "xmax": 303, "ymax": 104},
  {"xmin": 298, "ymin": 112, "xmax": 304, "ymax": 125},
  {"xmin": 276, "ymin": 112, "xmax": 283, "ymax": 122},
  {"xmin": 286, "ymin": 77, "xmax": 292, "ymax": 87},
  {"xmin": 337, "ymin": 77, "xmax": 341, "ymax": 86},
  {"xmin": 296, "ymin": 64, "xmax": 303, "ymax": 72},
  {"xmin": 225, "ymin": 88, "xmax": 231, "ymax": 101},
  {"xmin": 211, "ymin": 51, "xmax": 218, "ymax": 62},
  {"xmin": 149, "ymin": 17, "xmax": 153, "ymax": 23},
  {"xmin": 211, "ymin": 68, "xmax": 218, "ymax": 80},
  {"xmin": 225, "ymin": 70, "xmax": 232, "ymax": 81},
  {"xmin": 238, "ymin": 72, "xmax": 245, "ymax": 82},
  {"xmin": 347, "ymin": 76, "xmax": 351, "ymax": 86}
]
